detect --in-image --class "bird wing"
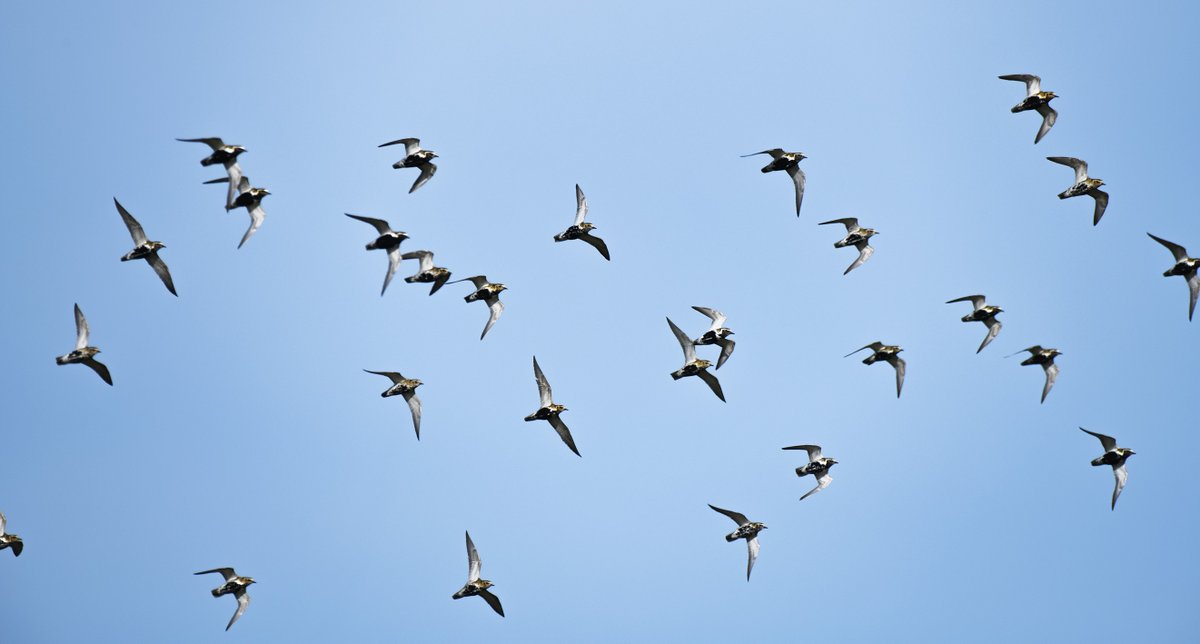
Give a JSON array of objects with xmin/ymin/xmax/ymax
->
[
  {"xmin": 741, "ymin": 149, "xmax": 784, "ymax": 159},
  {"xmin": 409, "ymin": 162, "xmax": 437, "ymax": 193},
  {"xmin": 238, "ymin": 204, "xmax": 266, "ymax": 249},
  {"xmin": 344, "ymin": 213, "xmax": 393, "ymax": 235},
  {"xmin": 450, "ymin": 275, "xmax": 489, "ymax": 290},
  {"xmin": 378, "ymin": 138, "xmax": 421, "ymax": 156},
  {"xmin": 226, "ymin": 588, "xmax": 250, "ymax": 631},
  {"xmin": 402, "ymin": 250, "xmax": 436, "ymax": 273},
  {"xmin": 782, "ymin": 444, "xmax": 823, "ymax": 462},
  {"xmin": 1047, "ymin": 156, "xmax": 1088, "ymax": 183},
  {"xmin": 176, "ymin": 137, "xmax": 225, "ymax": 150},
  {"xmin": 800, "ymin": 473, "xmax": 832, "ymax": 501},
  {"xmin": 1111, "ymin": 464, "xmax": 1128, "ymax": 511},
  {"xmin": 113, "ymin": 198, "xmax": 148, "ymax": 245},
  {"xmin": 223, "ymin": 161, "xmax": 243, "ymax": 209},
  {"xmin": 1040, "ymin": 362, "xmax": 1059, "ymax": 403},
  {"xmin": 707, "ymin": 504, "xmax": 750, "ymax": 526},
  {"xmin": 1079, "ymin": 427, "xmax": 1118, "ymax": 452},
  {"xmin": 1091, "ymin": 189, "xmax": 1109, "ymax": 226},
  {"xmin": 786, "ymin": 166, "xmax": 806, "ymax": 216},
  {"xmin": 404, "ymin": 391, "xmax": 421, "ymax": 440},
  {"xmin": 746, "ymin": 536, "xmax": 760, "ymax": 581},
  {"xmin": 363, "ymin": 369, "xmax": 406, "ymax": 385},
  {"xmin": 1034, "ymin": 104, "xmax": 1057, "ymax": 144},
  {"xmin": 1005, "ymin": 345, "xmax": 1041, "ymax": 358},
  {"xmin": 549, "ymin": 415, "xmax": 581, "ymax": 457},
  {"xmin": 574, "ymin": 184, "xmax": 588, "ymax": 225},
  {"xmin": 889, "ymin": 356, "xmax": 906, "ymax": 398},
  {"xmin": 1147, "ymin": 233, "xmax": 1189, "ymax": 262},
  {"xmin": 465, "ymin": 531, "xmax": 482, "ymax": 581},
  {"xmin": 431, "ymin": 271, "xmax": 452, "ymax": 295},
  {"xmin": 946, "ymin": 294, "xmax": 987, "ymax": 310},
  {"xmin": 81, "ymin": 358, "xmax": 113, "ymax": 386},
  {"xmin": 532, "ymin": 356, "xmax": 554, "ymax": 407},
  {"xmin": 478, "ymin": 589, "xmax": 505, "ymax": 617},
  {"xmin": 998, "ymin": 74, "xmax": 1040, "ymax": 96},
  {"xmin": 0, "ymin": 511, "xmax": 6, "ymax": 535},
  {"xmin": 74, "ymin": 303, "xmax": 90, "ymax": 350},
  {"xmin": 578, "ymin": 233, "xmax": 611, "ymax": 261},
  {"xmin": 691, "ymin": 306, "xmax": 727, "ymax": 330},
  {"xmin": 1188, "ymin": 272, "xmax": 1199, "ymax": 321},
  {"xmin": 819, "ymin": 217, "xmax": 859, "ymax": 232},
  {"xmin": 382, "ymin": 248, "xmax": 401, "ymax": 296},
  {"xmin": 145, "ymin": 253, "xmax": 178, "ymax": 296},
  {"xmin": 481, "ymin": 297, "xmax": 504, "ymax": 340},
  {"xmin": 845, "ymin": 242, "xmax": 874, "ymax": 275},
  {"xmin": 715, "ymin": 337, "xmax": 735, "ymax": 370},
  {"xmin": 978, "ymin": 317, "xmax": 1001, "ymax": 353},
  {"xmin": 696, "ymin": 369, "xmax": 726, "ymax": 402},
  {"xmin": 845, "ymin": 342, "xmax": 883, "ymax": 358},
  {"xmin": 667, "ymin": 317, "xmax": 696, "ymax": 362},
  {"xmin": 194, "ymin": 568, "xmax": 238, "ymax": 581}
]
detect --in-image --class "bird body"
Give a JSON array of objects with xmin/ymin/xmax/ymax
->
[
  {"xmin": 364, "ymin": 370, "xmax": 423, "ymax": 439},
  {"xmin": 1080, "ymin": 428, "xmax": 1134, "ymax": 510},
  {"xmin": 449, "ymin": 275, "xmax": 506, "ymax": 339},
  {"xmin": 400, "ymin": 250, "xmax": 453, "ymax": 295},
  {"xmin": 1147, "ymin": 233, "xmax": 1200, "ymax": 320},
  {"xmin": 708, "ymin": 504, "xmax": 766, "ymax": 580},
  {"xmin": 553, "ymin": 185, "xmax": 610, "ymax": 260},
  {"xmin": 819, "ymin": 218, "xmax": 877, "ymax": 274},
  {"xmin": 524, "ymin": 357, "xmax": 580, "ymax": 456},
  {"xmin": 667, "ymin": 317, "xmax": 725, "ymax": 401},
  {"xmin": 946, "ymin": 295, "xmax": 1003, "ymax": 353},
  {"xmin": 783, "ymin": 444, "xmax": 838, "ymax": 500},
  {"xmin": 846, "ymin": 342, "xmax": 905, "ymax": 397},
  {"xmin": 452, "ymin": 532, "xmax": 504, "ymax": 617},
  {"xmin": 1009, "ymin": 345, "xmax": 1061, "ymax": 403},
  {"xmin": 1047, "ymin": 156, "xmax": 1108, "ymax": 225},
  {"xmin": 55, "ymin": 304, "xmax": 112, "ymax": 385},
  {"xmin": 114, "ymin": 198, "xmax": 176, "ymax": 296},
  {"xmin": 0, "ymin": 512, "xmax": 22, "ymax": 557},
  {"xmin": 195, "ymin": 568, "xmax": 255, "ymax": 631},
  {"xmin": 742, "ymin": 148, "xmax": 807, "ymax": 215},
  {"xmin": 345, "ymin": 214, "xmax": 409, "ymax": 295},
  {"xmin": 379, "ymin": 137, "xmax": 438, "ymax": 193},
  {"xmin": 998, "ymin": 74, "xmax": 1058, "ymax": 143},
  {"xmin": 690, "ymin": 306, "xmax": 735, "ymax": 369},
  {"xmin": 177, "ymin": 137, "xmax": 246, "ymax": 167}
]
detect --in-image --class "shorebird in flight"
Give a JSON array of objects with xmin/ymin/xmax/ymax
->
[
  {"xmin": 55, "ymin": 304, "xmax": 112, "ymax": 386},
  {"xmin": 452, "ymin": 531, "xmax": 504, "ymax": 617},
  {"xmin": 946, "ymin": 295, "xmax": 1002, "ymax": 353},
  {"xmin": 742, "ymin": 148, "xmax": 806, "ymax": 216},
  {"xmin": 345, "ymin": 213, "xmax": 409, "ymax": 296},
  {"xmin": 194, "ymin": 567, "xmax": 255, "ymax": 631},
  {"xmin": 379, "ymin": 137, "xmax": 438, "ymax": 193},
  {"xmin": 1080, "ymin": 427, "xmax": 1135, "ymax": 510},
  {"xmin": 1047, "ymin": 156, "xmax": 1109, "ymax": 226},
  {"xmin": 845, "ymin": 342, "xmax": 905, "ymax": 398},
  {"xmin": 114, "ymin": 198, "xmax": 176, "ymax": 296},
  {"xmin": 708, "ymin": 504, "xmax": 766, "ymax": 581},
  {"xmin": 667, "ymin": 317, "xmax": 725, "ymax": 402},
  {"xmin": 1147, "ymin": 233, "xmax": 1200, "ymax": 321},
  {"xmin": 553, "ymin": 184, "xmax": 610, "ymax": 260},
  {"xmin": 998, "ymin": 74, "xmax": 1058, "ymax": 143},
  {"xmin": 783, "ymin": 444, "xmax": 838, "ymax": 501}
]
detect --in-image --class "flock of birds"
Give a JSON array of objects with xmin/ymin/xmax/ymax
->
[{"xmin": 17, "ymin": 71, "xmax": 1199, "ymax": 630}]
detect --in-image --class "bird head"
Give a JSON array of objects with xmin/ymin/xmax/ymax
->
[
  {"xmin": 259, "ymin": 189, "xmax": 272, "ymax": 197},
  {"xmin": 580, "ymin": 222, "xmax": 596, "ymax": 231},
  {"xmin": 244, "ymin": 577, "xmax": 257, "ymax": 586},
  {"xmin": 150, "ymin": 241, "xmax": 167, "ymax": 250},
  {"xmin": 1050, "ymin": 349, "xmax": 1063, "ymax": 358},
  {"xmin": 495, "ymin": 284, "xmax": 508, "ymax": 293},
  {"xmin": 478, "ymin": 579, "xmax": 494, "ymax": 590},
  {"xmin": 1045, "ymin": 91, "xmax": 1058, "ymax": 100},
  {"xmin": 993, "ymin": 306, "xmax": 1004, "ymax": 314},
  {"xmin": 828, "ymin": 459, "xmax": 840, "ymax": 467},
  {"xmin": 429, "ymin": 152, "xmax": 440, "ymax": 159},
  {"xmin": 410, "ymin": 379, "xmax": 424, "ymax": 388},
  {"xmin": 232, "ymin": 145, "xmax": 247, "ymax": 155},
  {"xmin": 694, "ymin": 359, "xmax": 712, "ymax": 369}
]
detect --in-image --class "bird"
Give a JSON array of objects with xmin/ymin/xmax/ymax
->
[
  {"xmin": 113, "ymin": 198, "xmax": 176, "ymax": 296},
  {"xmin": 345, "ymin": 214, "xmax": 409, "ymax": 296},
  {"xmin": 782, "ymin": 444, "xmax": 838, "ymax": 501},
  {"xmin": 707, "ymin": 504, "xmax": 766, "ymax": 581},
  {"xmin": 1147, "ymin": 233, "xmax": 1200, "ymax": 321},
  {"xmin": 1007, "ymin": 346, "xmax": 1062, "ymax": 403},
  {"xmin": 1080, "ymin": 427, "xmax": 1135, "ymax": 510},
  {"xmin": 667, "ymin": 317, "xmax": 725, "ymax": 401},
  {"xmin": 211, "ymin": 176, "xmax": 270, "ymax": 248},
  {"xmin": 452, "ymin": 531, "xmax": 504, "ymax": 617},
  {"xmin": 194, "ymin": 568, "xmax": 255, "ymax": 631},
  {"xmin": 524, "ymin": 357, "xmax": 580, "ymax": 456},
  {"xmin": 945, "ymin": 295, "xmax": 1002, "ymax": 353},
  {"xmin": 0, "ymin": 512, "xmax": 23, "ymax": 557},
  {"xmin": 177, "ymin": 137, "xmax": 246, "ymax": 208},
  {"xmin": 1046, "ymin": 156, "xmax": 1109, "ymax": 226},
  {"xmin": 741, "ymin": 148, "xmax": 806, "ymax": 216},
  {"xmin": 379, "ymin": 137, "xmax": 438, "ymax": 193},
  {"xmin": 998, "ymin": 74, "xmax": 1058, "ymax": 143},
  {"xmin": 845, "ymin": 342, "xmax": 905, "ymax": 398},
  {"xmin": 400, "ymin": 250, "xmax": 453, "ymax": 295},
  {"xmin": 690, "ymin": 306, "xmax": 735, "ymax": 369},
  {"xmin": 363, "ymin": 370, "xmax": 423, "ymax": 439},
  {"xmin": 448, "ymin": 275, "xmax": 506, "ymax": 340},
  {"xmin": 55, "ymin": 304, "xmax": 112, "ymax": 386},
  {"xmin": 818, "ymin": 218, "xmax": 878, "ymax": 275},
  {"xmin": 552, "ymin": 184, "xmax": 610, "ymax": 260}
]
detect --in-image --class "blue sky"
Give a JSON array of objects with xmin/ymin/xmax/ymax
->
[{"xmin": 2, "ymin": 1, "xmax": 1198, "ymax": 641}]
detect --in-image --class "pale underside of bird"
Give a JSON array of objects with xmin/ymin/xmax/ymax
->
[
  {"xmin": 345, "ymin": 213, "xmax": 408, "ymax": 296},
  {"xmin": 525, "ymin": 356, "xmax": 580, "ymax": 456},
  {"xmin": 449, "ymin": 275, "xmax": 506, "ymax": 339},
  {"xmin": 452, "ymin": 531, "xmax": 504, "ymax": 617},
  {"xmin": 553, "ymin": 184, "xmax": 610, "ymax": 260},
  {"xmin": 742, "ymin": 148, "xmax": 806, "ymax": 215},
  {"xmin": 400, "ymin": 249, "xmax": 453, "ymax": 295},
  {"xmin": 1147, "ymin": 232, "xmax": 1200, "ymax": 321},
  {"xmin": 845, "ymin": 342, "xmax": 905, "ymax": 398},
  {"xmin": 114, "ymin": 197, "xmax": 176, "ymax": 296},
  {"xmin": 1046, "ymin": 156, "xmax": 1108, "ymax": 225},
  {"xmin": 945, "ymin": 294, "xmax": 1002, "ymax": 353},
  {"xmin": 819, "ymin": 217, "xmax": 877, "ymax": 275},
  {"xmin": 194, "ymin": 567, "xmax": 254, "ymax": 631},
  {"xmin": 998, "ymin": 74, "xmax": 1057, "ymax": 143},
  {"xmin": 210, "ymin": 175, "xmax": 270, "ymax": 248},
  {"xmin": 1007, "ymin": 345, "xmax": 1061, "ymax": 403},
  {"xmin": 1080, "ymin": 427, "xmax": 1134, "ymax": 510},
  {"xmin": 708, "ymin": 504, "xmax": 765, "ymax": 581},
  {"xmin": 0, "ymin": 511, "xmax": 22, "ymax": 557},
  {"xmin": 379, "ymin": 137, "xmax": 438, "ymax": 193},
  {"xmin": 55, "ymin": 303, "xmax": 112, "ymax": 386},
  {"xmin": 666, "ymin": 317, "xmax": 725, "ymax": 401},
  {"xmin": 783, "ymin": 444, "xmax": 837, "ymax": 500},
  {"xmin": 363, "ymin": 369, "xmax": 423, "ymax": 439},
  {"xmin": 178, "ymin": 137, "xmax": 246, "ymax": 209},
  {"xmin": 690, "ymin": 306, "xmax": 735, "ymax": 369}
]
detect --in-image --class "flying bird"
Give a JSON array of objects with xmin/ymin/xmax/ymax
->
[
  {"xmin": 1046, "ymin": 156, "xmax": 1109, "ymax": 225},
  {"xmin": 782, "ymin": 444, "xmax": 838, "ymax": 501},
  {"xmin": 742, "ymin": 148, "xmax": 806, "ymax": 216},
  {"xmin": 211, "ymin": 176, "xmax": 270, "ymax": 248},
  {"xmin": 449, "ymin": 275, "xmax": 506, "ymax": 340},
  {"xmin": 400, "ymin": 250, "xmax": 453, "ymax": 295},
  {"xmin": 818, "ymin": 218, "xmax": 878, "ymax": 275},
  {"xmin": 845, "ymin": 342, "xmax": 905, "ymax": 398},
  {"xmin": 194, "ymin": 567, "xmax": 255, "ymax": 631},
  {"xmin": 114, "ymin": 198, "xmax": 176, "ymax": 296},
  {"xmin": 946, "ymin": 295, "xmax": 1003, "ymax": 353},
  {"xmin": 0, "ymin": 512, "xmax": 22, "ymax": 557},
  {"xmin": 998, "ymin": 74, "xmax": 1058, "ymax": 143},
  {"xmin": 666, "ymin": 317, "xmax": 725, "ymax": 402},
  {"xmin": 1147, "ymin": 233, "xmax": 1200, "ymax": 321},
  {"xmin": 1007, "ymin": 345, "xmax": 1062, "ymax": 403},
  {"xmin": 524, "ymin": 357, "xmax": 580, "ymax": 456},
  {"xmin": 452, "ymin": 531, "xmax": 504, "ymax": 617},
  {"xmin": 345, "ymin": 213, "xmax": 409, "ymax": 296},
  {"xmin": 55, "ymin": 304, "xmax": 112, "ymax": 386},
  {"xmin": 1080, "ymin": 427, "xmax": 1135, "ymax": 510},
  {"xmin": 379, "ymin": 137, "xmax": 438, "ymax": 193},
  {"xmin": 177, "ymin": 137, "xmax": 246, "ymax": 208},
  {"xmin": 363, "ymin": 370, "xmax": 423, "ymax": 439},
  {"xmin": 552, "ymin": 184, "xmax": 610, "ymax": 260},
  {"xmin": 690, "ymin": 306, "xmax": 735, "ymax": 369},
  {"xmin": 708, "ymin": 504, "xmax": 766, "ymax": 581}
]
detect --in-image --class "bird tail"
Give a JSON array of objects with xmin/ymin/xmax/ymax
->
[
  {"xmin": 1056, "ymin": 189, "xmax": 1071, "ymax": 200},
  {"xmin": 404, "ymin": 275, "xmax": 418, "ymax": 283},
  {"xmin": 725, "ymin": 532, "xmax": 739, "ymax": 543},
  {"xmin": 211, "ymin": 589, "xmax": 221, "ymax": 598},
  {"xmin": 55, "ymin": 355, "xmax": 68, "ymax": 365},
  {"xmin": 365, "ymin": 241, "xmax": 379, "ymax": 251},
  {"xmin": 1090, "ymin": 456, "xmax": 1106, "ymax": 467},
  {"xmin": 523, "ymin": 413, "xmax": 538, "ymax": 422}
]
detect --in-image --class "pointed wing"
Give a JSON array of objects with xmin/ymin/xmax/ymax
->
[
  {"xmin": 800, "ymin": 473, "xmax": 832, "ymax": 501},
  {"xmin": 578, "ymin": 233, "xmax": 611, "ymax": 261},
  {"xmin": 532, "ymin": 356, "xmax": 554, "ymax": 407},
  {"xmin": 946, "ymin": 294, "xmax": 987, "ymax": 310},
  {"xmin": 74, "ymin": 303, "xmax": 90, "ymax": 350},
  {"xmin": 549, "ymin": 415, "xmax": 581, "ymax": 457},
  {"xmin": 741, "ymin": 148, "xmax": 785, "ymax": 159},
  {"xmin": 379, "ymin": 138, "xmax": 421, "ymax": 156},
  {"xmin": 113, "ymin": 198, "xmax": 147, "ymax": 245},
  {"xmin": 481, "ymin": 297, "xmax": 504, "ymax": 340},
  {"xmin": 176, "ymin": 137, "xmax": 225, "ymax": 150},
  {"xmin": 1034, "ymin": 104, "xmax": 1057, "ymax": 144},
  {"xmin": 691, "ymin": 306, "xmax": 727, "ymax": 329},
  {"xmin": 402, "ymin": 250, "xmax": 436, "ymax": 272},
  {"xmin": 746, "ymin": 536, "xmax": 760, "ymax": 581},
  {"xmin": 1006, "ymin": 345, "xmax": 1042, "ymax": 358},
  {"xmin": 450, "ymin": 275, "xmax": 489, "ymax": 290},
  {"xmin": 998, "ymin": 74, "xmax": 1041, "ymax": 96},
  {"xmin": 1079, "ymin": 427, "xmax": 1117, "ymax": 452},
  {"xmin": 465, "ymin": 531, "xmax": 481, "ymax": 582},
  {"xmin": 226, "ymin": 588, "xmax": 250, "ymax": 631},
  {"xmin": 145, "ymin": 253, "xmax": 178, "ymax": 296},
  {"xmin": 845, "ymin": 242, "xmax": 874, "ymax": 275},
  {"xmin": 845, "ymin": 342, "xmax": 883, "ymax": 358},
  {"xmin": 1091, "ymin": 189, "xmax": 1109, "ymax": 226},
  {"xmin": 363, "ymin": 369, "xmax": 406, "ymax": 385},
  {"xmin": 782, "ymin": 444, "xmax": 822, "ymax": 462},
  {"xmin": 696, "ymin": 369, "xmax": 726, "ymax": 402},
  {"xmin": 889, "ymin": 356, "xmax": 906, "ymax": 398},
  {"xmin": 574, "ymin": 184, "xmax": 588, "ymax": 225},
  {"xmin": 1047, "ymin": 156, "xmax": 1088, "ymax": 183},
  {"xmin": 194, "ymin": 568, "xmax": 238, "ymax": 581},
  {"xmin": 1188, "ymin": 272, "xmax": 1199, "ymax": 321},
  {"xmin": 430, "ymin": 271, "xmax": 452, "ymax": 295},
  {"xmin": 1111, "ymin": 464, "xmax": 1128, "ymax": 510},
  {"xmin": 715, "ymin": 338, "xmax": 735, "ymax": 370},
  {"xmin": 81, "ymin": 358, "xmax": 113, "ymax": 386},
  {"xmin": 382, "ymin": 248, "xmax": 401, "ymax": 296},
  {"xmin": 345, "ymin": 213, "xmax": 393, "ymax": 235},
  {"xmin": 409, "ymin": 162, "xmax": 437, "ymax": 193},
  {"xmin": 819, "ymin": 217, "xmax": 859, "ymax": 232},
  {"xmin": 1040, "ymin": 362, "xmax": 1059, "ymax": 403},
  {"xmin": 223, "ymin": 161, "xmax": 243, "ymax": 209},
  {"xmin": 478, "ymin": 589, "xmax": 505, "ymax": 617},
  {"xmin": 666, "ymin": 317, "xmax": 696, "ymax": 362},
  {"xmin": 1147, "ymin": 233, "xmax": 1189, "ymax": 262},
  {"xmin": 0, "ymin": 511, "xmax": 6, "ymax": 535},
  {"xmin": 786, "ymin": 166, "xmax": 806, "ymax": 216},
  {"xmin": 238, "ymin": 204, "xmax": 266, "ymax": 249},
  {"xmin": 978, "ymin": 318, "xmax": 1001, "ymax": 353},
  {"xmin": 707, "ymin": 504, "xmax": 750, "ymax": 526},
  {"xmin": 404, "ymin": 391, "xmax": 421, "ymax": 440}
]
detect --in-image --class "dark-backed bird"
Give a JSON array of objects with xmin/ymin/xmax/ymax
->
[
  {"xmin": 783, "ymin": 444, "xmax": 838, "ymax": 501},
  {"xmin": 524, "ymin": 356, "xmax": 580, "ymax": 456},
  {"xmin": 1080, "ymin": 427, "xmax": 1135, "ymax": 510},
  {"xmin": 345, "ymin": 213, "xmax": 409, "ymax": 296},
  {"xmin": 401, "ymin": 250, "xmax": 452, "ymax": 295},
  {"xmin": 742, "ymin": 148, "xmax": 806, "ymax": 216},
  {"xmin": 708, "ymin": 504, "xmax": 766, "ymax": 581},
  {"xmin": 998, "ymin": 74, "xmax": 1058, "ymax": 143},
  {"xmin": 1007, "ymin": 345, "xmax": 1061, "ymax": 403},
  {"xmin": 449, "ymin": 275, "xmax": 506, "ymax": 339},
  {"xmin": 1047, "ymin": 156, "xmax": 1108, "ymax": 226},
  {"xmin": 690, "ymin": 306, "xmax": 735, "ymax": 369},
  {"xmin": 0, "ymin": 512, "xmax": 22, "ymax": 557},
  {"xmin": 194, "ymin": 568, "xmax": 255, "ymax": 631},
  {"xmin": 553, "ymin": 184, "xmax": 610, "ymax": 260},
  {"xmin": 946, "ymin": 295, "xmax": 1002, "ymax": 353},
  {"xmin": 667, "ymin": 317, "xmax": 725, "ymax": 402},
  {"xmin": 845, "ymin": 342, "xmax": 905, "ymax": 398},
  {"xmin": 379, "ymin": 137, "xmax": 438, "ymax": 193},
  {"xmin": 55, "ymin": 304, "xmax": 112, "ymax": 386},
  {"xmin": 114, "ymin": 198, "xmax": 176, "ymax": 296},
  {"xmin": 1147, "ymin": 233, "xmax": 1200, "ymax": 321},
  {"xmin": 211, "ymin": 176, "xmax": 270, "ymax": 248},
  {"xmin": 177, "ymin": 137, "xmax": 246, "ymax": 208},
  {"xmin": 819, "ymin": 218, "xmax": 878, "ymax": 275},
  {"xmin": 364, "ymin": 369, "xmax": 423, "ymax": 439},
  {"xmin": 452, "ymin": 531, "xmax": 504, "ymax": 617}
]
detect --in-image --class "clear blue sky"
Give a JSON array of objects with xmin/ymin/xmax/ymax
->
[{"xmin": 2, "ymin": 1, "xmax": 1197, "ymax": 641}]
